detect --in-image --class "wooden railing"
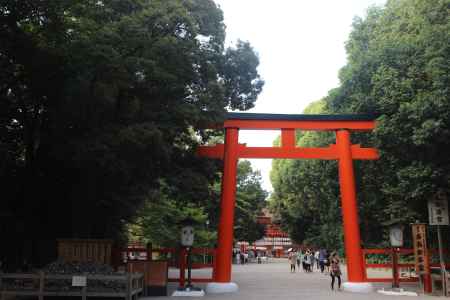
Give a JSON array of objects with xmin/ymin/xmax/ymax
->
[
  {"xmin": 57, "ymin": 239, "xmax": 113, "ymax": 265},
  {"xmin": 0, "ymin": 272, "xmax": 143, "ymax": 300}
]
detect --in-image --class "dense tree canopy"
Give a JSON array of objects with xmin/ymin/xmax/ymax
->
[
  {"xmin": 127, "ymin": 160, "xmax": 267, "ymax": 248},
  {"xmin": 0, "ymin": 0, "xmax": 263, "ymax": 268},
  {"xmin": 269, "ymin": 0, "xmax": 450, "ymax": 252}
]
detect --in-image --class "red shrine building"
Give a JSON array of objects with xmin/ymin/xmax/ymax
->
[{"xmin": 237, "ymin": 209, "xmax": 293, "ymax": 257}]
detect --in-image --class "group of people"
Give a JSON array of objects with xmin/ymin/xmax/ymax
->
[
  {"xmin": 288, "ymin": 248, "xmax": 342, "ymax": 290},
  {"xmin": 234, "ymin": 249, "xmax": 269, "ymax": 264},
  {"xmin": 234, "ymin": 250, "xmax": 249, "ymax": 264}
]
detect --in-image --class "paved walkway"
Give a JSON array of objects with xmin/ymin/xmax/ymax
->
[{"xmin": 143, "ymin": 259, "xmax": 437, "ymax": 300}]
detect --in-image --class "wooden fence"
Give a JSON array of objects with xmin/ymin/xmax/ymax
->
[
  {"xmin": 58, "ymin": 239, "xmax": 113, "ymax": 265},
  {"xmin": 0, "ymin": 272, "xmax": 143, "ymax": 300}
]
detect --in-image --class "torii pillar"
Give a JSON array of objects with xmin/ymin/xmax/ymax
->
[
  {"xmin": 206, "ymin": 128, "xmax": 240, "ymax": 293},
  {"xmin": 216, "ymin": 129, "xmax": 239, "ymax": 281},
  {"xmin": 336, "ymin": 129, "xmax": 371, "ymax": 292}
]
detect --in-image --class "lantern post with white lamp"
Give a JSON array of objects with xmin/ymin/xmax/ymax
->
[
  {"xmin": 172, "ymin": 218, "xmax": 205, "ymax": 297},
  {"xmin": 382, "ymin": 218, "xmax": 404, "ymax": 289},
  {"xmin": 389, "ymin": 222, "xmax": 404, "ymax": 288}
]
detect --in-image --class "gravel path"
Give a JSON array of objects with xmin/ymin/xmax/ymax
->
[{"xmin": 142, "ymin": 258, "xmax": 436, "ymax": 300}]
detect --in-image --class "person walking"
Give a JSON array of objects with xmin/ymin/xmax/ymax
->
[
  {"xmin": 288, "ymin": 251, "xmax": 296, "ymax": 273},
  {"xmin": 296, "ymin": 249, "xmax": 302, "ymax": 270},
  {"xmin": 329, "ymin": 252, "xmax": 342, "ymax": 290},
  {"xmin": 304, "ymin": 249, "xmax": 312, "ymax": 272},
  {"xmin": 325, "ymin": 251, "xmax": 331, "ymax": 274},
  {"xmin": 315, "ymin": 250, "xmax": 320, "ymax": 270},
  {"xmin": 310, "ymin": 250, "xmax": 316, "ymax": 271},
  {"xmin": 319, "ymin": 248, "xmax": 327, "ymax": 273}
]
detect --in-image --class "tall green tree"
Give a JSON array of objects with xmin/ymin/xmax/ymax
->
[
  {"xmin": 269, "ymin": 0, "xmax": 450, "ymax": 252},
  {"xmin": 0, "ymin": 0, "xmax": 263, "ymax": 267},
  {"xmin": 329, "ymin": 0, "xmax": 450, "ymax": 225},
  {"xmin": 234, "ymin": 160, "xmax": 267, "ymax": 243},
  {"xmin": 127, "ymin": 160, "xmax": 267, "ymax": 248}
]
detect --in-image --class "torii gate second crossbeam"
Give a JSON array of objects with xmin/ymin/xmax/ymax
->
[{"xmin": 197, "ymin": 113, "xmax": 379, "ymax": 293}]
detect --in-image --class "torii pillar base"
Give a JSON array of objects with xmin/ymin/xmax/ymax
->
[
  {"xmin": 342, "ymin": 282, "xmax": 374, "ymax": 293},
  {"xmin": 206, "ymin": 282, "xmax": 239, "ymax": 294}
]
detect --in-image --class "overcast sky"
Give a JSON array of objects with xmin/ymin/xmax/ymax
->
[{"xmin": 214, "ymin": 0, "xmax": 386, "ymax": 192}]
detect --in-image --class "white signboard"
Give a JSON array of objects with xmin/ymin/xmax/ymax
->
[
  {"xmin": 428, "ymin": 198, "xmax": 449, "ymax": 225},
  {"xmin": 389, "ymin": 226, "xmax": 404, "ymax": 247},
  {"xmin": 72, "ymin": 276, "xmax": 87, "ymax": 287}
]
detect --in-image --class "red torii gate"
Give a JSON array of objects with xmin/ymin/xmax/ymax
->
[{"xmin": 198, "ymin": 113, "xmax": 379, "ymax": 293}]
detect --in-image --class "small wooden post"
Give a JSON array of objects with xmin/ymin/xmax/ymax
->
[
  {"xmin": 39, "ymin": 272, "xmax": 44, "ymax": 300},
  {"xmin": 179, "ymin": 248, "xmax": 187, "ymax": 287},
  {"xmin": 146, "ymin": 243, "xmax": 152, "ymax": 261},
  {"xmin": 437, "ymin": 225, "xmax": 447, "ymax": 296},
  {"xmin": 361, "ymin": 250, "xmax": 367, "ymax": 281},
  {"xmin": 82, "ymin": 285, "xmax": 87, "ymax": 300},
  {"xmin": 126, "ymin": 273, "xmax": 132, "ymax": 300},
  {"xmin": 0, "ymin": 273, "xmax": 3, "ymax": 300},
  {"xmin": 392, "ymin": 248, "xmax": 400, "ymax": 288}
]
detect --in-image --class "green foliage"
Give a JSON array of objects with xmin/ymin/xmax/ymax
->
[
  {"xmin": 270, "ymin": 0, "xmax": 450, "ymax": 253},
  {"xmin": 0, "ymin": 0, "xmax": 263, "ymax": 267},
  {"xmin": 269, "ymin": 101, "xmax": 343, "ymax": 250},
  {"xmin": 234, "ymin": 160, "xmax": 268, "ymax": 243},
  {"xmin": 128, "ymin": 160, "xmax": 267, "ymax": 248}
]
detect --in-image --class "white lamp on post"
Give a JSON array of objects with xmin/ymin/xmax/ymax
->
[
  {"xmin": 173, "ymin": 218, "xmax": 205, "ymax": 297},
  {"xmin": 389, "ymin": 223, "xmax": 404, "ymax": 289}
]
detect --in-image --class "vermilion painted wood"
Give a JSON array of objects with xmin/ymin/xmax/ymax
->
[
  {"xmin": 198, "ymin": 114, "xmax": 379, "ymax": 286},
  {"xmin": 365, "ymin": 278, "xmax": 419, "ymax": 283},
  {"xmin": 224, "ymin": 119, "xmax": 375, "ymax": 130},
  {"xmin": 168, "ymin": 278, "xmax": 213, "ymax": 283},
  {"xmin": 197, "ymin": 144, "xmax": 379, "ymax": 160},
  {"xmin": 336, "ymin": 129, "xmax": 365, "ymax": 282},
  {"xmin": 179, "ymin": 248, "xmax": 187, "ymax": 287},
  {"xmin": 362, "ymin": 249, "xmax": 423, "ymax": 284},
  {"xmin": 363, "ymin": 248, "xmax": 414, "ymax": 254},
  {"xmin": 281, "ymin": 129, "xmax": 296, "ymax": 148},
  {"xmin": 214, "ymin": 128, "xmax": 239, "ymax": 283},
  {"xmin": 366, "ymin": 263, "xmax": 415, "ymax": 268}
]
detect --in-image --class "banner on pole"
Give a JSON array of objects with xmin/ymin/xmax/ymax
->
[{"xmin": 411, "ymin": 223, "xmax": 430, "ymax": 275}]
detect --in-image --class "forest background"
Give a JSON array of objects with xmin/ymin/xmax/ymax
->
[
  {"xmin": 1, "ymin": 0, "xmax": 449, "ymax": 269},
  {"xmin": 269, "ymin": 0, "xmax": 450, "ymax": 252}
]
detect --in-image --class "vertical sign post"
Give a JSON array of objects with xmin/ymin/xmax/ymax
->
[
  {"xmin": 412, "ymin": 223, "xmax": 431, "ymax": 293},
  {"xmin": 428, "ymin": 195, "xmax": 449, "ymax": 296}
]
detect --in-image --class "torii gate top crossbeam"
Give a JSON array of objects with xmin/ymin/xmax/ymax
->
[
  {"xmin": 224, "ymin": 113, "xmax": 377, "ymax": 130},
  {"xmin": 198, "ymin": 113, "xmax": 379, "ymax": 160}
]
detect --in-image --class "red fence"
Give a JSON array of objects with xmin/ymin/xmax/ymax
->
[
  {"xmin": 363, "ymin": 248, "xmax": 450, "ymax": 288},
  {"xmin": 362, "ymin": 248, "xmax": 418, "ymax": 284},
  {"xmin": 118, "ymin": 246, "xmax": 216, "ymax": 287}
]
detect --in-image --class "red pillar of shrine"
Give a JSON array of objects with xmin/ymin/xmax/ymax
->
[
  {"xmin": 336, "ymin": 129, "xmax": 365, "ymax": 282},
  {"xmin": 215, "ymin": 127, "xmax": 239, "ymax": 282}
]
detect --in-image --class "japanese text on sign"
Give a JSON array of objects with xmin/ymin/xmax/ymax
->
[
  {"xmin": 412, "ymin": 223, "xmax": 429, "ymax": 275},
  {"xmin": 428, "ymin": 198, "xmax": 449, "ymax": 225},
  {"xmin": 72, "ymin": 276, "xmax": 87, "ymax": 287}
]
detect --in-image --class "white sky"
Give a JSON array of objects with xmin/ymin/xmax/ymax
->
[{"xmin": 214, "ymin": 0, "xmax": 386, "ymax": 193}]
